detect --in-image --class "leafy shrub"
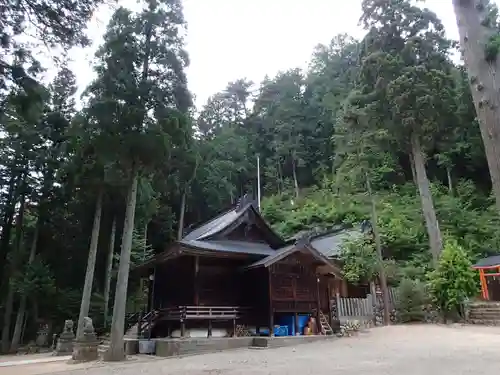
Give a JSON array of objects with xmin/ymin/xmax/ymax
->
[
  {"xmin": 396, "ymin": 278, "xmax": 428, "ymax": 323},
  {"xmin": 427, "ymin": 239, "xmax": 479, "ymax": 319}
]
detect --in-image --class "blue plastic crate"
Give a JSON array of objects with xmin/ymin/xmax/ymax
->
[{"xmin": 273, "ymin": 325, "xmax": 288, "ymax": 337}]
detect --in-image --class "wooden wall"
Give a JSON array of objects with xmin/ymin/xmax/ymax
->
[
  {"xmin": 153, "ymin": 256, "xmax": 193, "ymax": 308},
  {"xmin": 153, "ymin": 255, "xmax": 259, "ymax": 308},
  {"xmin": 269, "ymin": 252, "xmax": 327, "ymax": 313}
]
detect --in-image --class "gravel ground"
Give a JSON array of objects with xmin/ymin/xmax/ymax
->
[{"xmin": 4, "ymin": 325, "xmax": 500, "ymax": 375}]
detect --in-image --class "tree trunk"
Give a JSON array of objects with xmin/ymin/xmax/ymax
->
[
  {"xmin": 453, "ymin": 0, "xmax": 500, "ymax": 215},
  {"xmin": 1, "ymin": 286, "xmax": 14, "ymax": 353},
  {"xmin": 103, "ymin": 216, "xmax": 116, "ymax": 330},
  {"xmin": 446, "ymin": 166, "xmax": 453, "ymax": 195},
  {"xmin": 411, "ymin": 133, "xmax": 443, "ymax": 266},
  {"xmin": 277, "ymin": 158, "xmax": 283, "ymax": 195},
  {"xmin": 292, "ymin": 158, "xmax": 300, "ymax": 199},
  {"xmin": 76, "ymin": 188, "xmax": 103, "ymax": 340},
  {"xmin": 2, "ymin": 190, "xmax": 27, "ymax": 353},
  {"xmin": 365, "ymin": 172, "xmax": 391, "ymax": 326},
  {"xmin": 409, "ymin": 153, "xmax": 417, "ymax": 185},
  {"xmin": 105, "ymin": 171, "xmax": 139, "ymax": 361},
  {"xmin": 0, "ymin": 175, "xmax": 17, "ymax": 281},
  {"xmin": 10, "ymin": 193, "xmax": 31, "ymax": 352},
  {"xmin": 177, "ymin": 192, "xmax": 186, "ymax": 241}
]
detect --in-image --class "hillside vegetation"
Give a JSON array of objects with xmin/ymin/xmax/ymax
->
[{"xmin": 1, "ymin": 0, "xmax": 499, "ymax": 356}]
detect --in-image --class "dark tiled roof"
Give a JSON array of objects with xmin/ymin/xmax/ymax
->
[
  {"xmin": 180, "ymin": 239, "xmax": 275, "ymax": 256},
  {"xmin": 183, "ymin": 208, "xmax": 241, "ymax": 241},
  {"xmin": 245, "ymin": 242, "xmax": 342, "ymax": 277},
  {"xmin": 473, "ymin": 255, "xmax": 500, "ymax": 268},
  {"xmin": 244, "ymin": 244, "xmax": 296, "ymax": 268},
  {"xmin": 309, "ymin": 229, "xmax": 363, "ymax": 258}
]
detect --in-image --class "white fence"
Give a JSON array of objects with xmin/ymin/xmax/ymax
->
[
  {"xmin": 334, "ymin": 287, "xmax": 398, "ymax": 323},
  {"xmin": 335, "ymin": 294, "xmax": 375, "ymax": 323}
]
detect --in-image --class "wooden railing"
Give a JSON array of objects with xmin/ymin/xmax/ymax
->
[{"xmin": 159, "ymin": 305, "xmax": 248, "ymax": 320}]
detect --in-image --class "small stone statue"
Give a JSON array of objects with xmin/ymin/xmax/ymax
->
[
  {"xmin": 53, "ymin": 320, "xmax": 75, "ymax": 356},
  {"xmin": 82, "ymin": 317, "xmax": 95, "ymax": 336},
  {"xmin": 64, "ymin": 320, "xmax": 74, "ymax": 335}
]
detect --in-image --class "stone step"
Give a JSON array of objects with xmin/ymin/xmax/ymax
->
[
  {"xmin": 468, "ymin": 319, "xmax": 500, "ymax": 326},
  {"xmin": 470, "ymin": 308, "xmax": 500, "ymax": 312},
  {"xmin": 469, "ymin": 311, "xmax": 500, "ymax": 317},
  {"xmin": 469, "ymin": 303, "xmax": 500, "ymax": 309},
  {"xmin": 469, "ymin": 310, "xmax": 500, "ymax": 316}
]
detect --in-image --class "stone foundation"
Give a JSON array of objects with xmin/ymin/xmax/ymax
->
[
  {"xmin": 155, "ymin": 335, "xmax": 339, "ymax": 358},
  {"xmin": 72, "ymin": 339, "xmax": 99, "ymax": 361}
]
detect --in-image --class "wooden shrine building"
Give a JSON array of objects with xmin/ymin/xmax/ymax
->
[
  {"xmin": 473, "ymin": 255, "xmax": 500, "ymax": 301},
  {"xmin": 135, "ymin": 196, "xmax": 344, "ymax": 338}
]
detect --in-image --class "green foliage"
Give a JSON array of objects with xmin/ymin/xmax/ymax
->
[
  {"xmin": 428, "ymin": 239, "xmax": 479, "ymax": 317},
  {"xmin": 340, "ymin": 238, "xmax": 377, "ymax": 283},
  {"xmin": 396, "ymin": 278, "xmax": 428, "ymax": 323},
  {"xmin": 1, "ymin": 0, "xmax": 500, "ymax": 346},
  {"xmin": 485, "ymin": 34, "xmax": 500, "ymax": 62},
  {"xmin": 12, "ymin": 258, "xmax": 56, "ymax": 298}
]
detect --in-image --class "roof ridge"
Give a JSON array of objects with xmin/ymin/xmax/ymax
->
[
  {"xmin": 308, "ymin": 224, "xmax": 355, "ymax": 241},
  {"xmin": 181, "ymin": 207, "xmax": 233, "ymax": 238}
]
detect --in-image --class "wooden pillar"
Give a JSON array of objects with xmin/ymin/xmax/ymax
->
[
  {"xmin": 341, "ymin": 279, "xmax": 348, "ymax": 297},
  {"xmin": 294, "ymin": 312, "xmax": 299, "ymax": 336},
  {"xmin": 480, "ymin": 269, "xmax": 489, "ymax": 300},
  {"xmin": 316, "ymin": 276, "xmax": 321, "ymax": 335},
  {"xmin": 268, "ymin": 268, "xmax": 274, "ymax": 337},
  {"xmin": 137, "ymin": 310, "xmax": 143, "ymax": 338},
  {"xmin": 194, "ymin": 256, "xmax": 200, "ymax": 305},
  {"xmin": 181, "ymin": 320, "xmax": 186, "ymax": 338},
  {"xmin": 327, "ymin": 280, "xmax": 332, "ymax": 328}
]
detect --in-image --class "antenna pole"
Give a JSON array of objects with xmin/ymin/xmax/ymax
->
[{"xmin": 257, "ymin": 155, "xmax": 261, "ymax": 210}]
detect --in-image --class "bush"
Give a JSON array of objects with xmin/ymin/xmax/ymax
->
[
  {"xmin": 396, "ymin": 278, "xmax": 428, "ymax": 322},
  {"xmin": 427, "ymin": 239, "xmax": 478, "ymax": 319}
]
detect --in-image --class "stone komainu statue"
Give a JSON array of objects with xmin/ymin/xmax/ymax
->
[
  {"xmin": 82, "ymin": 317, "xmax": 95, "ymax": 334},
  {"xmin": 64, "ymin": 320, "xmax": 74, "ymax": 334}
]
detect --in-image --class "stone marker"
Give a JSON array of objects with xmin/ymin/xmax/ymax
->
[
  {"xmin": 72, "ymin": 317, "xmax": 99, "ymax": 361},
  {"xmin": 53, "ymin": 320, "xmax": 75, "ymax": 356}
]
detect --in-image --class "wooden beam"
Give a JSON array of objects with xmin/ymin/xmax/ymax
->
[
  {"xmin": 316, "ymin": 275, "xmax": 321, "ymax": 334},
  {"xmin": 268, "ymin": 268, "xmax": 274, "ymax": 337},
  {"xmin": 480, "ymin": 269, "xmax": 489, "ymax": 300},
  {"xmin": 194, "ymin": 256, "xmax": 199, "ymax": 305},
  {"xmin": 326, "ymin": 279, "xmax": 332, "ymax": 328}
]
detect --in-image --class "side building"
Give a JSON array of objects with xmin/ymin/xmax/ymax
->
[{"xmin": 134, "ymin": 196, "xmax": 365, "ymax": 338}]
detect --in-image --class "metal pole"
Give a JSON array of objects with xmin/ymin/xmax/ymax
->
[{"xmin": 257, "ymin": 155, "xmax": 261, "ymax": 210}]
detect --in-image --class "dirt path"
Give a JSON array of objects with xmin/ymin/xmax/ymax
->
[{"xmin": 4, "ymin": 325, "xmax": 500, "ymax": 374}]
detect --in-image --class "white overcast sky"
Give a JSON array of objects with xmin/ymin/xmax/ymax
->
[{"xmin": 61, "ymin": 0, "xmax": 483, "ymax": 109}]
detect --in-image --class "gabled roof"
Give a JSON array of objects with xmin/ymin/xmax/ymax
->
[
  {"xmin": 245, "ymin": 242, "xmax": 342, "ymax": 278},
  {"xmin": 309, "ymin": 228, "xmax": 364, "ymax": 258},
  {"xmin": 179, "ymin": 239, "xmax": 275, "ymax": 256},
  {"xmin": 183, "ymin": 208, "xmax": 240, "ymax": 241},
  {"xmin": 473, "ymin": 254, "xmax": 500, "ymax": 269},
  {"xmin": 182, "ymin": 195, "xmax": 285, "ymax": 248}
]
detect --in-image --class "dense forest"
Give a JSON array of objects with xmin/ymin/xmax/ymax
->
[{"xmin": 0, "ymin": 0, "xmax": 499, "ymax": 360}]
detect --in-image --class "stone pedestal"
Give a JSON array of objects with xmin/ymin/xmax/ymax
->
[
  {"xmin": 72, "ymin": 338, "xmax": 99, "ymax": 361},
  {"xmin": 53, "ymin": 320, "xmax": 75, "ymax": 356},
  {"xmin": 72, "ymin": 317, "xmax": 99, "ymax": 362}
]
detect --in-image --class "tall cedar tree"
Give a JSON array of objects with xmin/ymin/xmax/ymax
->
[
  {"xmin": 83, "ymin": 0, "xmax": 191, "ymax": 360},
  {"xmin": 452, "ymin": 0, "xmax": 500, "ymax": 215}
]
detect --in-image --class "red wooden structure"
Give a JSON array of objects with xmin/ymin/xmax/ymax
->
[{"xmin": 473, "ymin": 255, "xmax": 500, "ymax": 300}]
